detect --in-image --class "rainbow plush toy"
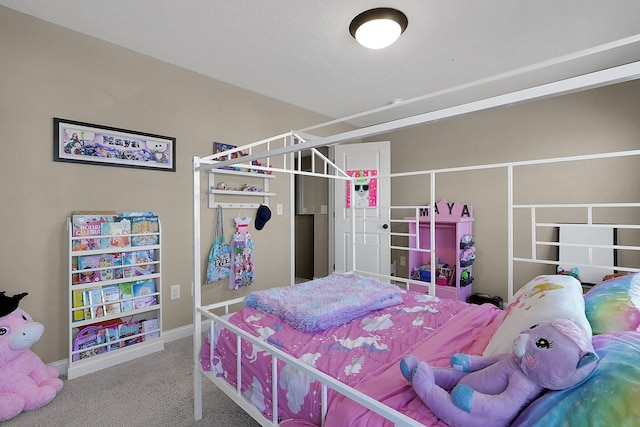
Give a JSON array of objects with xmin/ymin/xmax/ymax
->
[
  {"xmin": 0, "ymin": 292, "xmax": 63, "ymax": 421},
  {"xmin": 401, "ymin": 319, "xmax": 598, "ymax": 427}
]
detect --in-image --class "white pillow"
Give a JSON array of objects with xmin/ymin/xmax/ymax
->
[{"xmin": 483, "ymin": 274, "xmax": 592, "ymax": 356}]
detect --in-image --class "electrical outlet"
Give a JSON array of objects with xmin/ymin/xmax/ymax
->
[
  {"xmin": 400, "ymin": 256, "xmax": 406, "ymax": 266},
  {"xmin": 170, "ymin": 284, "xmax": 180, "ymax": 300},
  {"xmin": 277, "ymin": 204, "xmax": 283, "ymax": 215}
]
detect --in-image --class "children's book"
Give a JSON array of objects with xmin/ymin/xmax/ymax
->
[
  {"xmin": 72, "ymin": 290, "xmax": 85, "ymax": 322},
  {"xmin": 85, "ymin": 287, "xmax": 102, "ymax": 305},
  {"xmin": 119, "ymin": 320, "xmax": 143, "ymax": 346},
  {"xmin": 77, "ymin": 255, "xmax": 101, "ymax": 284},
  {"xmin": 101, "ymin": 284, "xmax": 120, "ymax": 303},
  {"xmin": 112, "ymin": 252, "xmax": 123, "ymax": 279},
  {"xmin": 142, "ymin": 318, "xmax": 160, "ymax": 340},
  {"xmin": 104, "ymin": 302, "xmax": 121, "ymax": 316},
  {"xmin": 120, "ymin": 211, "xmax": 156, "ymax": 217},
  {"xmin": 101, "ymin": 218, "xmax": 131, "ymax": 249},
  {"xmin": 98, "ymin": 254, "xmax": 116, "ymax": 281},
  {"xmin": 121, "ymin": 213, "xmax": 159, "ymax": 247},
  {"xmin": 133, "ymin": 280, "xmax": 157, "ymax": 309},
  {"xmin": 122, "ymin": 250, "xmax": 155, "ymax": 277},
  {"xmin": 102, "ymin": 284, "xmax": 121, "ymax": 316},
  {"xmin": 72, "ymin": 256, "xmax": 80, "ymax": 285},
  {"xmin": 91, "ymin": 304, "xmax": 105, "ymax": 318},
  {"xmin": 84, "ymin": 287, "xmax": 104, "ymax": 319},
  {"xmin": 95, "ymin": 328, "xmax": 108, "ymax": 355},
  {"xmin": 73, "ymin": 328, "xmax": 98, "ymax": 361},
  {"xmin": 76, "ymin": 336, "xmax": 97, "ymax": 360},
  {"xmin": 119, "ymin": 282, "xmax": 134, "ymax": 312},
  {"xmin": 105, "ymin": 325, "xmax": 123, "ymax": 351},
  {"xmin": 71, "ymin": 213, "xmax": 117, "ymax": 251}
]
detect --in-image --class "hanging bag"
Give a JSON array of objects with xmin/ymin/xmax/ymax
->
[
  {"xmin": 206, "ymin": 207, "xmax": 231, "ymax": 283},
  {"xmin": 228, "ymin": 216, "xmax": 255, "ymax": 290}
]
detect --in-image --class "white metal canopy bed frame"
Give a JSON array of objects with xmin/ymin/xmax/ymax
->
[{"xmin": 192, "ymin": 57, "xmax": 640, "ymax": 426}]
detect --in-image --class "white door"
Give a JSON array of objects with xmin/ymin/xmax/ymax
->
[{"xmin": 333, "ymin": 141, "xmax": 391, "ymax": 277}]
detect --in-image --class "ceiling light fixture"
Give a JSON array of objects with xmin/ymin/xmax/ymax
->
[{"xmin": 349, "ymin": 8, "xmax": 408, "ymax": 50}]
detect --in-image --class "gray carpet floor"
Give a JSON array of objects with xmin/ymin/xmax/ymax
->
[{"xmin": 3, "ymin": 336, "xmax": 261, "ymax": 427}]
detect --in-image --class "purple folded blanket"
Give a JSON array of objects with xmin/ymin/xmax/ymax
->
[{"xmin": 245, "ymin": 272, "xmax": 403, "ymax": 332}]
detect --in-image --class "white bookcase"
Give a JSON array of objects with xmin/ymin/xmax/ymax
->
[{"xmin": 66, "ymin": 215, "xmax": 164, "ymax": 379}]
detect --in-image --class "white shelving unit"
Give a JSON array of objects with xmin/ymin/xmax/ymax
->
[
  {"xmin": 66, "ymin": 216, "xmax": 164, "ymax": 379},
  {"xmin": 406, "ymin": 215, "xmax": 474, "ymax": 301},
  {"xmin": 208, "ymin": 169, "xmax": 275, "ymax": 209}
]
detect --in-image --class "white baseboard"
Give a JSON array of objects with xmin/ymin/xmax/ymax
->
[
  {"xmin": 162, "ymin": 324, "xmax": 197, "ymax": 342},
  {"xmin": 52, "ymin": 323, "xmax": 207, "ymax": 377}
]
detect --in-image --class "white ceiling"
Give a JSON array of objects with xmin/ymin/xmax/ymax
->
[{"xmin": 2, "ymin": 1, "xmax": 640, "ymax": 126}]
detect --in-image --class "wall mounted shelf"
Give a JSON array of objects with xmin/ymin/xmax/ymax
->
[{"xmin": 208, "ymin": 169, "xmax": 275, "ymax": 209}]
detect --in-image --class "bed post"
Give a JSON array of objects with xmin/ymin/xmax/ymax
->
[
  {"xmin": 193, "ymin": 156, "xmax": 204, "ymax": 420},
  {"xmin": 507, "ymin": 165, "xmax": 514, "ymax": 303},
  {"xmin": 429, "ymin": 172, "xmax": 437, "ymax": 297},
  {"xmin": 289, "ymin": 144, "xmax": 296, "ymax": 285}
]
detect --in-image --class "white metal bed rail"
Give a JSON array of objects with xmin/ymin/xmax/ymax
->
[
  {"xmin": 512, "ymin": 202, "xmax": 640, "ymax": 274},
  {"xmin": 198, "ymin": 62, "xmax": 640, "ymax": 173},
  {"xmin": 197, "ymin": 301, "xmax": 427, "ymax": 427}
]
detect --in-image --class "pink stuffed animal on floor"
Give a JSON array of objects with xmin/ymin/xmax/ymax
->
[
  {"xmin": 401, "ymin": 319, "xmax": 598, "ymax": 427},
  {"xmin": 0, "ymin": 292, "xmax": 63, "ymax": 421}
]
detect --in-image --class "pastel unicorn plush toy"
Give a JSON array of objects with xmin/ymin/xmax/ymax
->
[
  {"xmin": 0, "ymin": 292, "xmax": 63, "ymax": 421},
  {"xmin": 401, "ymin": 319, "xmax": 598, "ymax": 427}
]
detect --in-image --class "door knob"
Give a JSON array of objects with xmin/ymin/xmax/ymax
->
[{"xmin": 383, "ymin": 224, "xmax": 389, "ymax": 229}]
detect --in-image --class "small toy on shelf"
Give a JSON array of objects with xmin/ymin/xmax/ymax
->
[
  {"xmin": 460, "ymin": 269, "xmax": 474, "ymax": 286},
  {"xmin": 411, "ymin": 259, "xmax": 452, "ymax": 286},
  {"xmin": 460, "ymin": 234, "xmax": 475, "ymax": 249},
  {"xmin": 0, "ymin": 292, "xmax": 63, "ymax": 422},
  {"xmin": 250, "ymin": 160, "xmax": 273, "ymax": 174},
  {"xmin": 460, "ymin": 246, "xmax": 476, "ymax": 267}
]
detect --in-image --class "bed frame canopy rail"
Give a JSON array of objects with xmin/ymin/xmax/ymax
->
[
  {"xmin": 505, "ymin": 151, "xmax": 640, "ymax": 300},
  {"xmin": 192, "ymin": 56, "xmax": 640, "ymax": 424},
  {"xmin": 193, "ymin": 147, "xmax": 640, "ymax": 425}
]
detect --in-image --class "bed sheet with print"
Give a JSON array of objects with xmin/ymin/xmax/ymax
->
[{"xmin": 200, "ymin": 274, "xmax": 503, "ymax": 426}]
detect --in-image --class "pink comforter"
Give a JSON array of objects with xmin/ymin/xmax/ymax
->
[
  {"xmin": 209, "ymin": 290, "xmax": 503, "ymax": 426},
  {"xmin": 325, "ymin": 302, "xmax": 503, "ymax": 426}
]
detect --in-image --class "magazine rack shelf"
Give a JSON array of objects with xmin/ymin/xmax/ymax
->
[
  {"xmin": 66, "ymin": 215, "xmax": 164, "ymax": 379},
  {"xmin": 208, "ymin": 169, "xmax": 275, "ymax": 209}
]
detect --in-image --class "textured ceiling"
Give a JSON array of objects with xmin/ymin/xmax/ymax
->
[{"xmin": 2, "ymin": 0, "xmax": 640, "ymax": 126}]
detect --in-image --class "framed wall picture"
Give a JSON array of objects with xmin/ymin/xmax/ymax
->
[
  {"xmin": 54, "ymin": 118, "xmax": 176, "ymax": 172},
  {"xmin": 346, "ymin": 169, "xmax": 378, "ymax": 208}
]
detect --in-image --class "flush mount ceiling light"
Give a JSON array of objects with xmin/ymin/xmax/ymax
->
[{"xmin": 349, "ymin": 8, "xmax": 408, "ymax": 49}]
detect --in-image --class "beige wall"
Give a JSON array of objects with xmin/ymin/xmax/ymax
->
[
  {"xmin": 379, "ymin": 81, "xmax": 640, "ymax": 299},
  {"xmin": 0, "ymin": 7, "xmax": 338, "ymax": 364}
]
